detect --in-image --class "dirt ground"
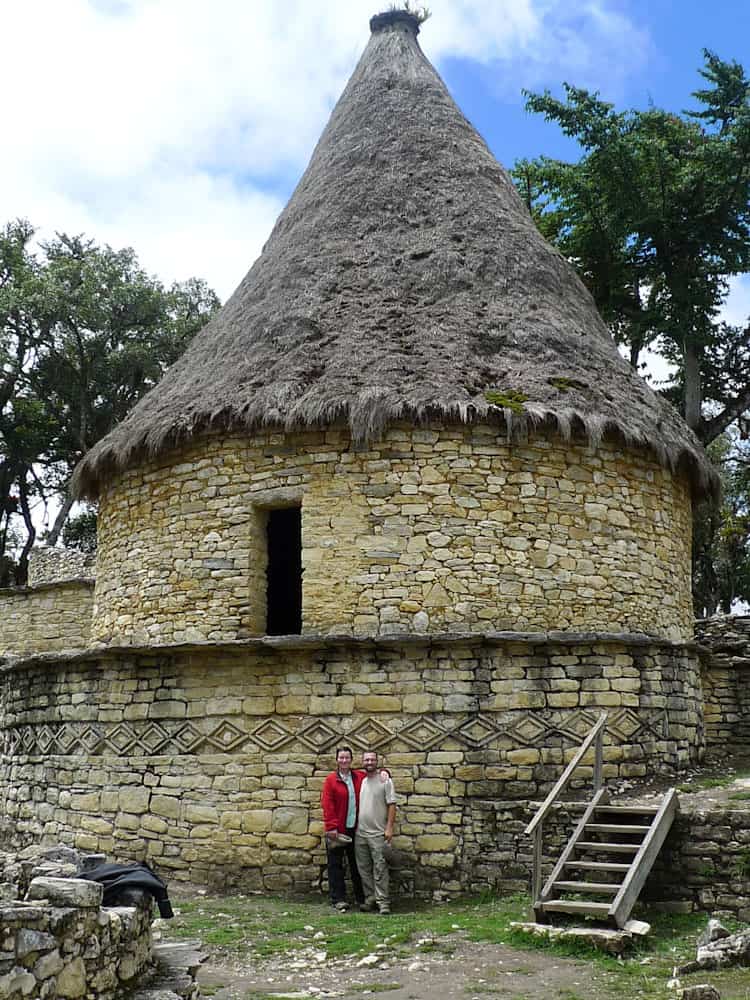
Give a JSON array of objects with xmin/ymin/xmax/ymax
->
[{"xmin": 196, "ymin": 935, "xmax": 622, "ymax": 1000}]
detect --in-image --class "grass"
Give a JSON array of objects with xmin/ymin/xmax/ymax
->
[{"xmin": 170, "ymin": 893, "xmax": 750, "ymax": 1000}]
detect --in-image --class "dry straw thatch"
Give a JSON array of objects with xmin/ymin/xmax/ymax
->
[{"xmin": 73, "ymin": 9, "xmax": 716, "ymax": 499}]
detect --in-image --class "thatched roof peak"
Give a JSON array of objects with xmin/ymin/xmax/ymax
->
[
  {"xmin": 72, "ymin": 10, "xmax": 717, "ymax": 500},
  {"xmin": 369, "ymin": 9, "xmax": 423, "ymax": 36}
]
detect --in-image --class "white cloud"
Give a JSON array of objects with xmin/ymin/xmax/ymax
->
[
  {"xmin": 723, "ymin": 275, "xmax": 750, "ymax": 328},
  {"xmin": 3, "ymin": 0, "xmax": 650, "ymax": 299}
]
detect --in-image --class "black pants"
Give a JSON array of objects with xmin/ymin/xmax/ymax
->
[{"xmin": 326, "ymin": 827, "xmax": 364, "ymax": 905}]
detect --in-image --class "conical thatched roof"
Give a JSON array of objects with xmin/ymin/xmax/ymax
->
[{"xmin": 73, "ymin": 9, "xmax": 716, "ymax": 499}]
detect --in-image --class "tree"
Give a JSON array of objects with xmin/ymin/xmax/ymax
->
[
  {"xmin": 513, "ymin": 52, "xmax": 750, "ymax": 615},
  {"xmin": 513, "ymin": 50, "xmax": 750, "ymax": 446},
  {"xmin": 693, "ymin": 434, "xmax": 750, "ymax": 615},
  {"xmin": 0, "ymin": 222, "xmax": 220, "ymax": 581}
]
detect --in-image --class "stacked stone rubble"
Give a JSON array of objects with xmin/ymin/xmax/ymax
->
[{"xmin": 0, "ymin": 874, "xmax": 153, "ymax": 1000}]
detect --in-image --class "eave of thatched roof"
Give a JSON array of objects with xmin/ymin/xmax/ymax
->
[{"xmin": 72, "ymin": 9, "xmax": 717, "ymax": 501}]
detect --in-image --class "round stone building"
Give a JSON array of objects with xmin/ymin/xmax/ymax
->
[{"xmin": 0, "ymin": 9, "xmax": 715, "ymax": 893}]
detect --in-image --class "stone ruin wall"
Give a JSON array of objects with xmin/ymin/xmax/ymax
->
[
  {"xmin": 27, "ymin": 547, "xmax": 96, "ymax": 588},
  {"xmin": 0, "ymin": 547, "xmax": 95, "ymax": 659},
  {"xmin": 0, "ymin": 860, "xmax": 153, "ymax": 1000},
  {"xmin": 0, "ymin": 582, "xmax": 94, "ymax": 658},
  {"xmin": 0, "ymin": 636, "xmax": 703, "ymax": 893},
  {"xmin": 696, "ymin": 615, "xmax": 750, "ymax": 747},
  {"xmin": 93, "ymin": 423, "xmax": 694, "ymax": 646}
]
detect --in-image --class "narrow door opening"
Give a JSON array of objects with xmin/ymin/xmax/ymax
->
[{"xmin": 266, "ymin": 506, "xmax": 302, "ymax": 635}]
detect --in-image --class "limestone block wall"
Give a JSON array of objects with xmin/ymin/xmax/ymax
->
[
  {"xmin": 0, "ymin": 635, "xmax": 703, "ymax": 893},
  {"xmin": 93, "ymin": 422, "xmax": 694, "ymax": 646},
  {"xmin": 696, "ymin": 616, "xmax": 750, "ymax": 746},
  {"xmin": 0, "ymin": 582, "xmax": 94, "ymax": 657}
]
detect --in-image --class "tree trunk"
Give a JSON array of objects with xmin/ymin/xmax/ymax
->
[
  {"xmin": 15, "ymin": 478, "xmax": 36, "ymax": 586},
  {"xmin": 46, "ymin": 495, "xmax": 74, "ymax": 547},
  {"xmin": 683, "ymin": 336, "xmax": 703, "ymax": 432}
]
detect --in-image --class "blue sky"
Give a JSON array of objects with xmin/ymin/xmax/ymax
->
[
  {"xmin": 3, "ymin": 0, "xmax": 749, "ymax": 326},
  {"xmin": 446, "ymin": 0, "xmax": 750, "ymax": 168}
]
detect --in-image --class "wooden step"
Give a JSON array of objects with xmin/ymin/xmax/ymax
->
[
  {"xmin": 575, "ymin": 841, "xmax": 640, "ymax": 853},
  {"xmin": 551, "ymin": 880, "xmax": 620, "ymax": 894},
  {"xmin": 563, "ymin": 860, "xmax": 630, "ymax": 872},
  {"xmin": 538, "ymin": 900, "xmax": 611, "ymax": 917},
  {"xmin": 584, "ymin": 823, "xmax": 650, "ymax": 835},
  {"xmin": 594, "ymin": 804, "xmax": 659, "ymax": 815}
]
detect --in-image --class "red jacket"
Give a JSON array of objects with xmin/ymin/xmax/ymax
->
[{"xmin": 321, "ymin": 769, "xmax": 365, "ymax": 833}]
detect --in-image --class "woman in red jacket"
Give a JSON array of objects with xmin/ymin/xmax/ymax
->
[{"xmin": 320, "ymin": 746, "xmax": 365, "ymax": 911}]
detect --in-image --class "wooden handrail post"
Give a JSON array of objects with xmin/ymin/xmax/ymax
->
[
  {"xmin": 593, "ymin": 728, "xmax": 603, "ymax": 793},
  {"xmin": 532, "ymin": 823, "xmax": 543, "ymax": 903}
]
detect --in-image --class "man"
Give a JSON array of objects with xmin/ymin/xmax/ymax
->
[
  {"xmin": 320, "ymin": 746, "xmax": 365, "ymax": 912},
  {"xmin": 355, "ymin": 749, "xmax": 397, "ymax": 915}
]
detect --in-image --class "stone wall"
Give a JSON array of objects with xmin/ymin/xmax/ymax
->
[
  {"xmin": 696, "ymin": 616, "xmax": 750, "ymax": 747},
  {"xmin": 643, "ymin": 806, "xmax": 750, "ymax": 921},
  {"xmin": 28, "ymin": 546, "xmax": 96, "ymax": 587},
  {"xmin": 0, "ymin": 635, "xmax": 703, "ymax": 892},
  {"xmin": 0, "ymin": 874, "xmax": 152, "ymax": 1000},
  {"xmin": 94, "ymin": 423, "xmax": 694, "ymax": 646},
  {"xmin": 0, "ymin": 582, "xmax": 94, "ymax": 657}
]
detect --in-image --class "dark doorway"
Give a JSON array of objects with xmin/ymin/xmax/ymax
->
[{"xmin": 266, "ymin": 506, "xmax": 302, "ymax": 635}]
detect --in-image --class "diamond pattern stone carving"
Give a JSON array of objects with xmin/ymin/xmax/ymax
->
[
  {"xmin": 1, "ymin": 708, "xmax": 674, "ymax": 759},
  {"xmin": 348, "ymin": 718, "xmax": 396, "ymax": 751},
  {"xmin": 105, "ymin": 724, "xmax": 137, "ymax": 754},
  {"xmin": 454, "ymin": 714, "xmax": 498, "ymax": 748},
  {"xmin": 607, "ymin": 709, "xmax": 643, "ymax": 742},
  {"xmin": 172, "ymin": 723, "xmax": 205, "ymax": 753},
  {"xmin": 140, "ymin": 723, "xmax": 171, "ymax": 755},
  {"xmin": 398, "ymin": 717, "xmax": 447, "ymax": 751},
  {"xmin": 297, "ymin": 720, "xmax": 338, "ymax": 751},
  {"xmin": 251, "ymin": 719, "xmax": 294, "ymax": 751},
  {"xmin": 508, "ymin": 714, "xmax": 548, "ymax": 746},
  {"xmin": 556, "ymin": 710, "xmax": 600, "ymax": 741},
  {"xmin": 206, "ymin": 721, "xmax": 247, "ymax": 752}
]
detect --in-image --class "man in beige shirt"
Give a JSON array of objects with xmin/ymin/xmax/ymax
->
[{"xmin": 355, "ymin": 749, "xmax": 397, "ymax": 914}]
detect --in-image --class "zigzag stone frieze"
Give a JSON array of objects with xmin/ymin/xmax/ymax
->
[{"xmin": 1, "ymin": 708, "xmax": 670, "ymax": 758}]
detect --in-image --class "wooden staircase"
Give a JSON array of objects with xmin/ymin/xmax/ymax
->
[
  {"xmin": 525, "ymin": 714, "xmax": 679, "ymax": 929},
  {"xmin": 534, "ymin": 786, "xmax": 678, "ymax": 927}
]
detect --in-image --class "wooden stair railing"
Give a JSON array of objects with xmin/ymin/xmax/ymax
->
[
  {"xmin": 525, "ymin": 714, "xmax": 679, "ymax": 928},
  {"xmin": 524, "ymin": 711, "xmax": 608, "ymax": 906}
]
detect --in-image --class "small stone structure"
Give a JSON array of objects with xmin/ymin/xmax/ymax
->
[
  {"xmin": 696, "ymin": 616, "xmax": 750, "ymax": 747},
  {"xmin": 27, "ymin": 547, "xmax": 96, "ymax": 588},
  {"xmin": 0, "ymin": 848, "xmax": 154, "ymax": 1000}
]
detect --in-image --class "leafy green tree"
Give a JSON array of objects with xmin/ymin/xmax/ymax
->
[
  {"xmin": 693, "ymin": 434, "xmax": 750, "ymax": 615},
  {"xmin": 61, "ymin": 506, "xmax": 98, "ymax": 554},
  {"xmin": 0, "ymin": 222, "xmax": 220, "ymax": 581},
  {"xmin": 514, "ymin": 52, "xmax": 750, "ymax": 615},
  {"xmin": 514, "ymin": 50, "xmax": 750, "ymax": 444}
]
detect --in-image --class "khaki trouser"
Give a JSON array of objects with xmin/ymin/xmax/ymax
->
[{"xmin": 354, "ymin": 833, "xmax": 390, "ymax": 907}]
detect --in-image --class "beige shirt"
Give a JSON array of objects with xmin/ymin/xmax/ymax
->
[{"xmin": 357, "ymin": 774, "xmax": 397, "ymax": 837}]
